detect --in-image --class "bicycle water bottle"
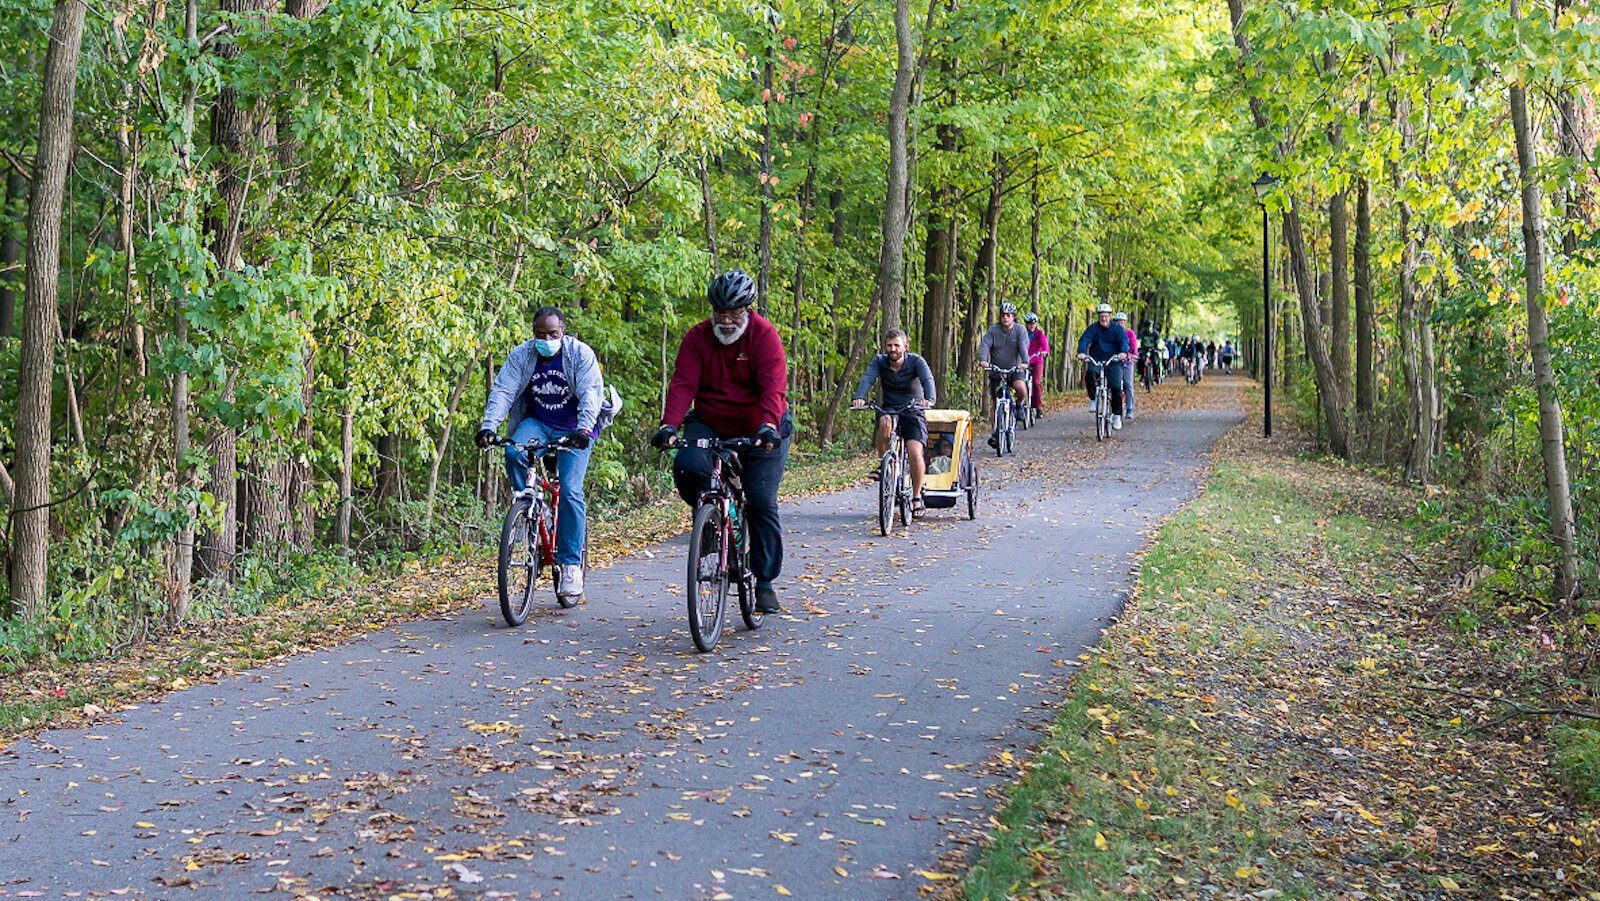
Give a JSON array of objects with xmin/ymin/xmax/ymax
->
[{"xmin": 730, "ymin": 504, "xmax": 745, "ymax": 546}]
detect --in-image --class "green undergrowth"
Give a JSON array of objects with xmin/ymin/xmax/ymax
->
[
  {"xmin": 959, "ymin": 450, "xmax": 1430, "ymax": 899},
  {"xmin": 0, "ymin": 440, "xmax": 872, "ymax": 742}
]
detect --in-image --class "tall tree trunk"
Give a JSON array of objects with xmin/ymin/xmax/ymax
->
[
  {"xmin": 698, "ymin": 156, "xmax": 719, "ymax": 273},
  {"xmin": 335, "ymin": 343, "xmax": 354, "ymax": 551},
  {"xmin": 167, "ymin": 0, "xmax": 200, "ymax": 618},
  {"xmin": 757, "ymin": 54, "xmax": 775, "ymax": 312},
  {"xmin": 1510, "ymin": 46, "xmax": 1581, "ymax": 602},
  {"xmin": 0, "ymin": 169, "xmax": 24, "ymax": 340},
  {"xmin": 921, "ymin": 205, "xmax": 953, "ymax": 377},
  {"xmin": 1354, "ymin": 170, "xmax": 1374, "ymax": 416},
  {"xmin": 1029, "ymin": 177, "xmax": 1042, "ymax": 313},
  {"xmin": 875, "ymin": 0, "xmax": 916, "ymax": 334},
  {"xmin": 1329, "ymin": 123, "xmax": 1351, "ymax": 413},
  {"xmin": 973, "ymin": 154, "xmax": 1005, "ymax": 324},
  {"xmin": 196, "ymin": 0, "xmax": 275, "ymax": 583},
  {"xmin": 957, "ymin": 244, "xmax": 983, "ymax": 382},
  {"xmin": 1391, "ymin": 84, "xmax": 1434, "ymax": 483},
  {"xmin": 1229, "ymin": 0, "xmax": 1346, "ymax": 458},
  {"xmin": 10, "ymin": 0, "xmax": 88, "ymax": 616},
  {"xmin": 376, "ymin": 431, "xmax": 403, "ymax": 503}
]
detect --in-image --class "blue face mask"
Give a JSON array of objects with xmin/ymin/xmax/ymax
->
[{"xmin": 534, "ymin": 337, "xmax": 562, "ymax": 358}]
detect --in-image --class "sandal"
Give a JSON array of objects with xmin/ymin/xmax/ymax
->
[{"xmin": 912, "ymin": 497, "xmax": 926, "ymax": 518}]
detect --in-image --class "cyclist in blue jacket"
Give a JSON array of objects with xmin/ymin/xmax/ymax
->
[{"xmin": 1076, "ymin": 303, "xmax": 1130, "ymax": 430}]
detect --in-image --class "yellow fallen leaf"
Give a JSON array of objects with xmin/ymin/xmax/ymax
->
[
  {"xmin": 775, "ymin": 886, "xmax": 792, "ymax": 896},
  {"xmin": 833, "ymin": 866, "xmax": 848, "ymax": 877},
  {"xmin": 916, "ymin": 870, "xmax": 954, "ymax": 880},
  {"xmin": 1356, "ymin": 806, "xmax": 1383, "ymax": 826},
  {"xmin": 135, "ymin": 821, "xmax": 156, "ymax": 829},
  {"xmin": 1094, "ymin": 831, "xmax": 1108, "ymax": 850},
  {"xmin": 1439, "ymin": 876, "xmax": 1461, "ymax": 890}
]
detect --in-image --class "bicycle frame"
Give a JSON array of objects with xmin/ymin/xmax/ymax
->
[
  {"xmin": 506, "ymin": 439, "xmax": 568, "ymax": 569},
  {"xmin": 861, "ymin": 403, "xmax": 920, "ymax": 533}
]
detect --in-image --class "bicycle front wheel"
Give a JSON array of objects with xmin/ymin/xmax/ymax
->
[
  {"xmin": 686, "ymin": 503, "xmax": 729, "ymax": 652},
  {"xmin": 878, "ymin": 450, "xmax": 898, "ymax": 537},
  {"xmin": 897, "ymin": 460, "xmax": 913, "ymax": 529},
  {"xmin": 498, "ymin": 498, "xmax": 538, "ymax": 626}
]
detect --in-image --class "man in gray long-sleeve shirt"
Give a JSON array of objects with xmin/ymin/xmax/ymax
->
[
  {"xmin": 851, "ymin": 329, "xmax": 937, "ymax": 513},
  {"xmin": 978, "ymin": 302, "xmax": 1031, "ymax": 446}
]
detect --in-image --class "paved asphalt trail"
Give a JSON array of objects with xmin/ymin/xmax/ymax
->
[{"xmin": 1, "ymin": 378, "xmax": 1243, "ymax": 899}]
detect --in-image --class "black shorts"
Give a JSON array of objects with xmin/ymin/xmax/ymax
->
[{"xmin": 878, "ymin": 409, "xmax": 929, "ymax": 445}]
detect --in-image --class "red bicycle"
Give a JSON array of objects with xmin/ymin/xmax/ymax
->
[{"xmin": 491, "ymin": 436, "xmax": 584, "ymax": 626}]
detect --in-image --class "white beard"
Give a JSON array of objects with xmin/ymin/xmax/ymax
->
[{"xmin": 714, "ymin": 319, "xmax": 749, "ymax": 345}]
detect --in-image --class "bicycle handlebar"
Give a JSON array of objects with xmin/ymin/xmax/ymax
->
[
  {"xmin": 488, "ymin": 436, "xmax": 580, "ymax": 454},
  {"xmin": 855, "ymin": 402, "xmax": 929, "ymax": 415},
  {"xmin": 984, "ymin": 364, "xmax": 1026, "ymax": 376},
  {"xmin": 662, "ymin": 435, "xmax": 761, "ymax": 453}
]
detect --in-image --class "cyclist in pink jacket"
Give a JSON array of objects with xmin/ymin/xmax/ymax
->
[
  {"xmin": 1024, "ymin": 313, "xmax": 1049, "ymax": 419},
  {"xmin": 1116, "ymin": 312, "xmax": 1139, "ymax": 420}
]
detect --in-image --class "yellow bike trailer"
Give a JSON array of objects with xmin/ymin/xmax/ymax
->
[{"xmin": 920, "ymin": 409, "xmax": 977, "ymax": 519}]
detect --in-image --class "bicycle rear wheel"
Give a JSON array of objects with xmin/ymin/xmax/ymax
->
[
  {"xmin": 497, "ymin": 498, "xmax": 538, "ymax": 626},
  {"xmin": 735, "ymin": 521, "xmax": 761, "ymax": 631},
  {"xmin": 686, "ymin": 503, "xmax": 729, "ymax": 652},
  {"xmin": 963, "ymin": 451, "xmax": 978, "ymax": 520},
  {"xmin": 878, "ymin": 450, "xmax": 898, "ymax": 536}
]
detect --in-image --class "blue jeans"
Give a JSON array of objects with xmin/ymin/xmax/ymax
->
[
  {"xmin": 1122, "ymin": 360, "xmax": 1136, "ymax": 414},
  {"xmin": 503, "ymin": 418, "xmax": 592, "ymax": 566}
]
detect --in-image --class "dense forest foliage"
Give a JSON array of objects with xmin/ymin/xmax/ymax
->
[{"xmin": 0, "ymin": 0, "xmax": 1594, "ymax": 664}]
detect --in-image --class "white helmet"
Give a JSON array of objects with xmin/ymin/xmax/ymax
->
[
  {"xmin": 1095, "ymin": 303, "xmax": 1113, "ymax": 314},
  {"xmin": 1113, "ymin": 312, "xmax": 1128, "ymax": 322}
]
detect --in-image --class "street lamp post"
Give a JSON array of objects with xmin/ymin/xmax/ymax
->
[{"xmin": 1252, "ymin": 173, "xmax": 1278, "ymax": 438}]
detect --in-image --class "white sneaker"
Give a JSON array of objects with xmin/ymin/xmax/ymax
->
[
  {"xmin": 558, "ymin": 564, "xmax": 584, "ymax": 597},
  {"xmin": 1113, "ymin": 415, "xmax": 1123, "ymax": 430}
]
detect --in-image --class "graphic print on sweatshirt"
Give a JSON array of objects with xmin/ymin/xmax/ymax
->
[{"xmin": 524, "ymin": 353, "xmax": 580, "ymax": 430}]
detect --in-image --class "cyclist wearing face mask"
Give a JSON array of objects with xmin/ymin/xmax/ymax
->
[
  {"xmin": 476, "ymin": 306, "xmax": 603, "ymax": 599},
  {"xmin": 651, "ymin": 269, "xmax": 791, "ymax": 614}
]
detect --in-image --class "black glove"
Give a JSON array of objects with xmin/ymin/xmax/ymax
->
[
  {"xmin": 755, "ymin": 423, "xmax": 781, "ymax": 450},
  {"xmin": 475, "ymin": 428, "xmax": 499, "ymax": 449},
  {"xmin": 564, "ymin": 431, "xmax": 592, "ymax": 450},
  {"xmin": 650, "ymin": 425, "xmax": 678, "ymax": 450}
]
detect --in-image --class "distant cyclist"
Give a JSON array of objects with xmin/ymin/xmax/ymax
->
[
  {"xmin": 852, "ymin": 328, "xmax": 937, "ymax": 517},
  {"xmin": 651, "ymin": 269, "xmax": 791, "ymax": 614},
  {"xmin": 1138, "ymin": 318, "xmax": 1162, "ymax": 386},
  {"xmin": 978, "ymin": 302, "xmax": 1031, "ymax": 448},
  {"xmin": 1024, "ymin": 312, "xmax": 1049, "ymax": 419},
  {"xmin": 476, "ymin": 306, "xmax": 602, "ymax": 600},
  {"xmin": 1076, "ymin": 304, "xmax": 1129, "ymax": 430}
]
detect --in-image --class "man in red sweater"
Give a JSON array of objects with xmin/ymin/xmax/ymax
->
[{"xmin": 651, "ymin": 269, "xmax": 791, "ymax": 614}]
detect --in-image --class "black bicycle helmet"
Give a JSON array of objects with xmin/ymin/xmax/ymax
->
[
  {"xmin": 999, "ymin": 302, "xmax": 1018, "ymax": 315},
  {"xmin": 708, "ymin": 269, "xmax": 758, "ymax": 311}
]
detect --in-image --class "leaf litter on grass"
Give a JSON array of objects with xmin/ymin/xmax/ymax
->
[{"xmin": 942, "ymin": 375, "xmax": 1600, "ymax": 900}]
